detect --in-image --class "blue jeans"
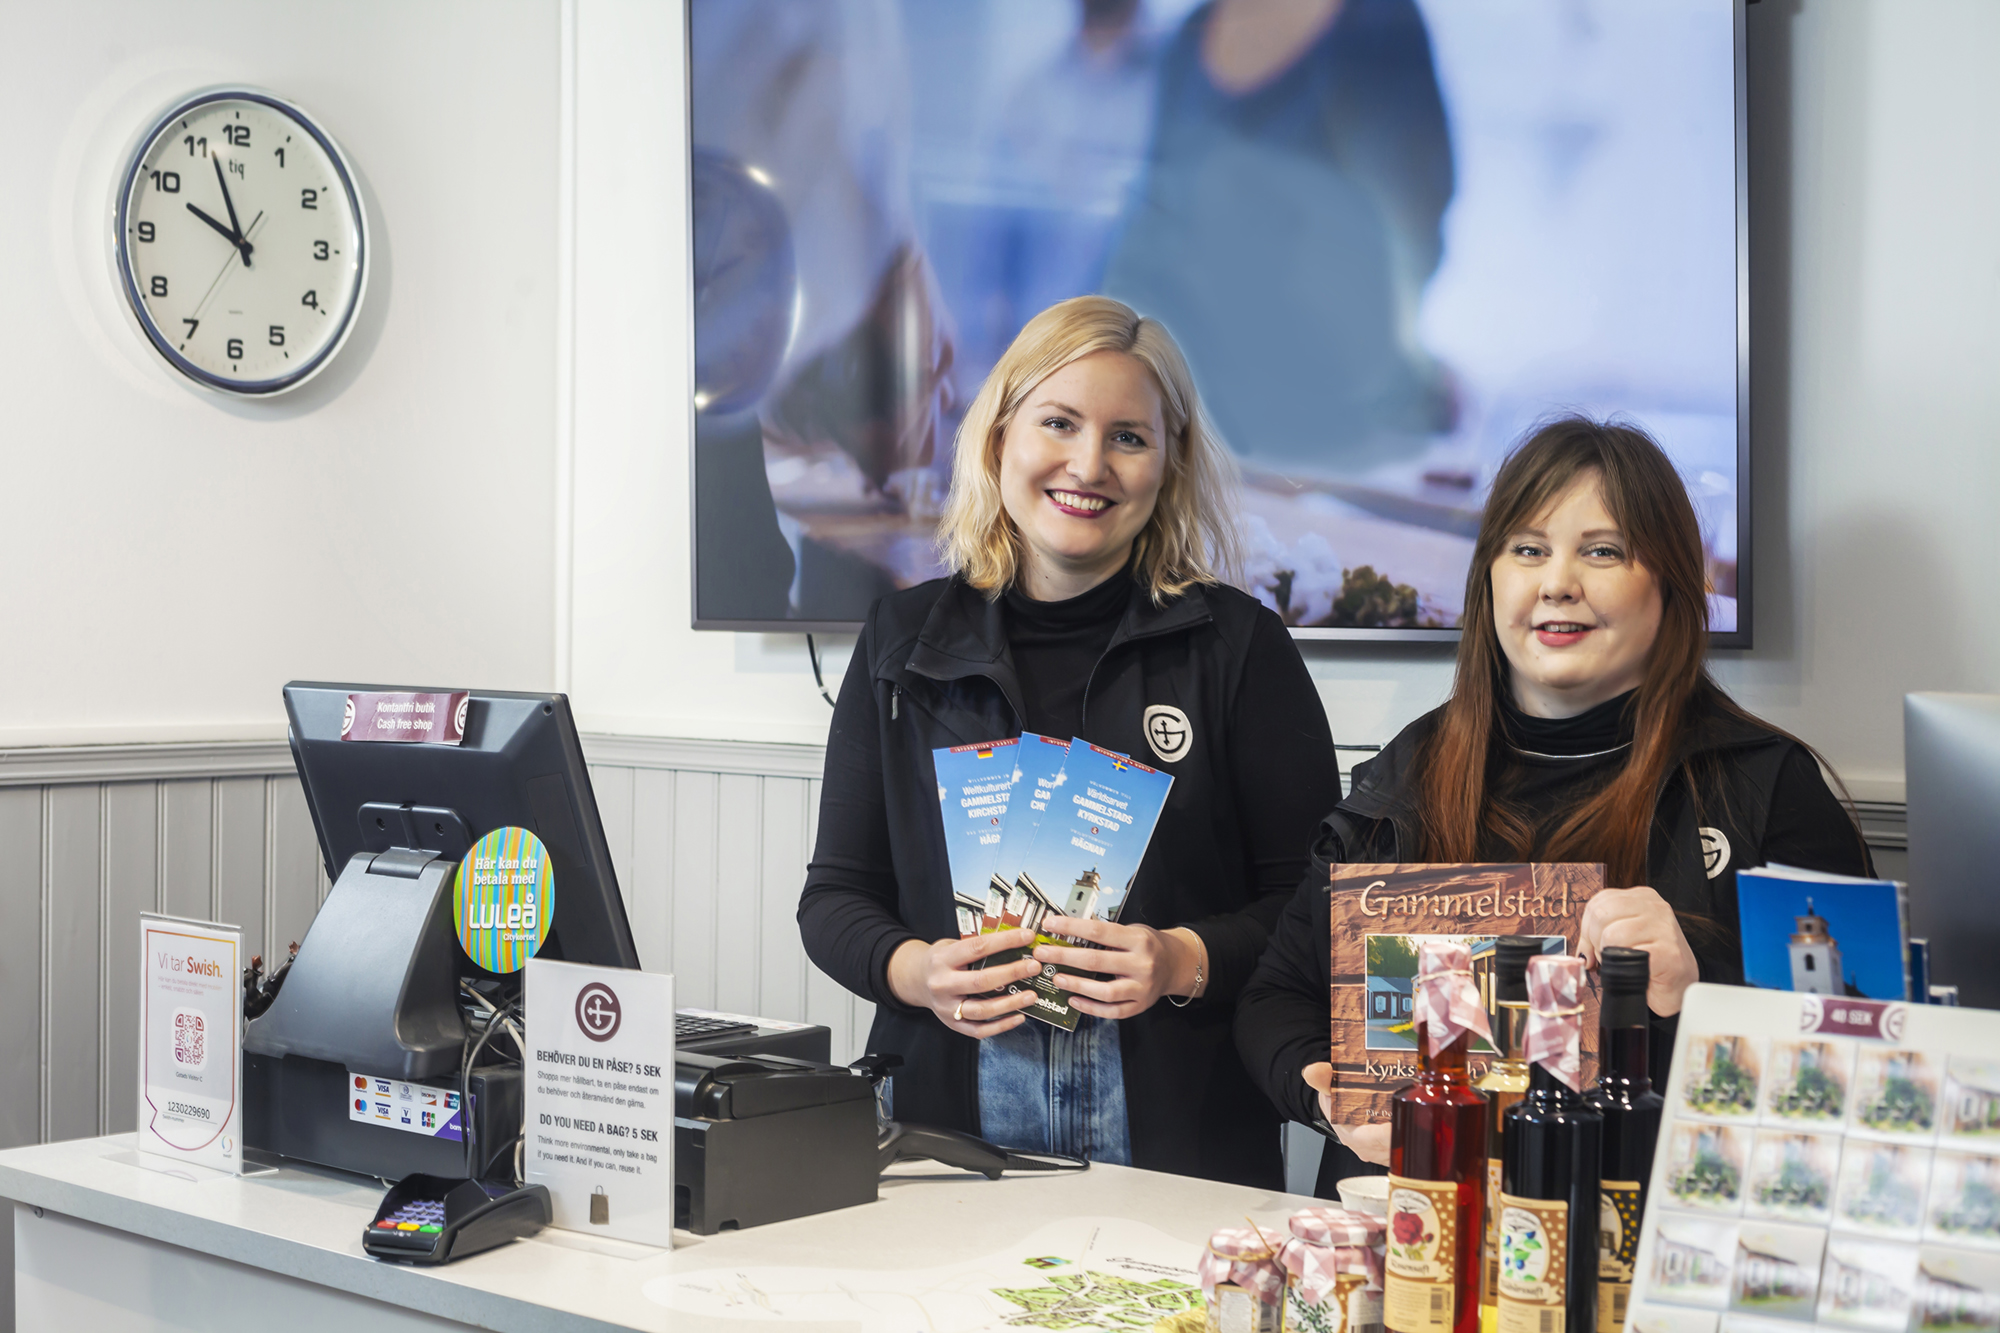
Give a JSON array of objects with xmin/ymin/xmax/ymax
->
[{"xmin": 977, "ymin": 1014, "xmax": 1131, "ymax": 1164}]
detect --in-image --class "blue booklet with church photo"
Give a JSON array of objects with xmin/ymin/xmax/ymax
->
[
  {"xmin": 1737, "ymin": 864, "xmax": 1911, "ymax": 1001},
  {"xmin": 931, "ymin": 736, "xmax": 1022, "ymax": 928},
  {"xmin": 984, "ymin": 740, "xmax": 1175, "ymax": 1030}
]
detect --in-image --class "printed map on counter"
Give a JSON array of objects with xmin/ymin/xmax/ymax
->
[{"xmin": 643, "ymin": 1216, "xmax": 1201, "ymax": 1330}]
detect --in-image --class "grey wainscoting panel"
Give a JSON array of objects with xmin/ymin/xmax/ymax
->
[
  {"xmin": 37, "ymin": 730, "xmax": 1926, "ymax": 1154},
  {"xmin": 0, "ymin": 790, "xmax": 43, "ymax": 1149},
  {"xmin": 578, "ymin": 738, "xmax": 873, "ymax": 1065},
  {"xmin": 0, "ymin": 745, "xmax": 321, "ymax": 1150}
]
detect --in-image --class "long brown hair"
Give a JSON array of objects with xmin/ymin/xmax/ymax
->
[{"xmin": 1416, "ymin": 417, "xmax": 1813, "ymax": 885}]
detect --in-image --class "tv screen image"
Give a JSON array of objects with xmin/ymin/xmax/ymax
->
[{"xmin": 689, "ymin": 0, "xmax": 1745, "ymax": 638}]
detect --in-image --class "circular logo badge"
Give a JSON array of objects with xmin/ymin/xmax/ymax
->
[
  {"xmin": 1142, "ymin": 704, "xmax": 1193, "ymax": 764},
  {"xmin": 576, "ymin": 982, "xmax": 622, "ymax": 1042},
  {"xmin": 454, "ymin": 826, "xmax": 554, "ymax": 973},
  {"xmin": 1699, "ymin": 826, "xmax": 1731, "ymax": 880}
]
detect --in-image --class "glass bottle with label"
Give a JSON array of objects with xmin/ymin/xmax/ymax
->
[
  {"xmin": 1478, "ymin": 937, "xmax": 1538, "ymax": 1311},
  {"xmin": 1386, "ymin": 940, "xmax": 1490, "ymax": 1333},
  {"xmin": 1499, "ymin": 954, "xmax": 1602, "ymax": 1333},
  {"xmin": 1579, "ymin": 946, "xmax": 1662, "ymax": 1333}
]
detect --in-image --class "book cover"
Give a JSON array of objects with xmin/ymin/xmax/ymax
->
[
  {"xmin": 1735, "ymin": 864, "xmax": 1910, "ymax": 1001},
  {"xmin": 932, "ymin": 736, "xmax": 1022, "ymax": 916},
  {"xmin": 1327, "ymin": 862, "xmax": 1605, "ymax": 1125},
  {"xmin": 987, "ymin": 741, "xmax": 1175, "ymax": 1031}
]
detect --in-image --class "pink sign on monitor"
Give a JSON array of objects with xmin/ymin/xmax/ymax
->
[{"xmin": 340, "ymin": 692, "xmax": 469, "ymax": 746}]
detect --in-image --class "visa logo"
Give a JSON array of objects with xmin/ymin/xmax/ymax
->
[
  {"xmin": 374, "ymin": 1079, "xmax": 391, "ymax": 1094},
  {"xmin": 374, "ymin": 1102, "xmax": 391, "ymax": 1117}
]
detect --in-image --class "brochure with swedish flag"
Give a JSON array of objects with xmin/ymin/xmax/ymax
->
[{"xmin": 985, "ymin": 741, "xmax": 1175, "ymax": 1031}]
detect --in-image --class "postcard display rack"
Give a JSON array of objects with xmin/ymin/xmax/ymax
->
[{"xmin": 1625, "ymin": 983, "xmax": 2000, "ymax": 1333}]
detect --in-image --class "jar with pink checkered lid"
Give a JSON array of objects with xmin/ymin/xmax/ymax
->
[{"xmin": 1281, "ymin": 1207, "xmax": 1386, "ymax": 1333}]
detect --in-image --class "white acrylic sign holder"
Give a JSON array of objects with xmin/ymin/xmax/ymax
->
[
  {"xmin": 136, "ymin": 912, "xmax": 244, "ymax": 1174},
  {"xmin": 523, "ymin": 957, "xmax": 676, "ymax": 1248}
]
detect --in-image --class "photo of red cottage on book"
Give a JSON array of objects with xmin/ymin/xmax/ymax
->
[{"xmin": 1328, "ymin": 863, "xmax": 1606, "ymax": 1127}]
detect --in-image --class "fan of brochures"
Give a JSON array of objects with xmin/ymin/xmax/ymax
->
[{"xmin": 933, "ymin": 732, "xmax": 1174, "ymax": 1030}]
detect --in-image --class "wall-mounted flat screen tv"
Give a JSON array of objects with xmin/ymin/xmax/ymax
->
[{"xmin": 689, "ymin": 0, "xmax": 1747, "ymax": 642}]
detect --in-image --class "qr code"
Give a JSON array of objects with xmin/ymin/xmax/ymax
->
[{"xmin": 174, "ymin": 1010, "xmax": 205, "ymax": 1068}]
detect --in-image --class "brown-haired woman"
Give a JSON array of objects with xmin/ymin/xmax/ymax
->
[{"xmin": 1234, "ymin": 415, "xmax": 1871, "ymax": 1193}]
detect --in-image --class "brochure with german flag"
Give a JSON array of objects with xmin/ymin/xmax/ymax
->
[
  {"xmin": 984, "ymin": 741, "xmax": 1175, "ymax": 1031},
  {"xmin": 932, "ymin": 736, "xmax": 1021, "ymax": 925}
]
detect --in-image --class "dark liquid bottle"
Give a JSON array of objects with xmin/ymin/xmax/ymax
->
[
  {"xmin": 1479, "ymin": 938, "xmax": 1540, "ymax": 1310},
  {"xmin": 1387, "ymin": 1017, "xmax": 1489, "ymax": 1333},
  {"xmin": 1581, "ymin": 947, "xmax": 1664, "ymax": 1333},
  {"xmin": 1501, "ymin": 1054, "xmax": 1602, "ymax": 1333}
]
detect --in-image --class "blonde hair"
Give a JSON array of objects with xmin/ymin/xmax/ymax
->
[{"xmin": 937, "ymin": 296, "xmax": 1242, "ymax": 602}]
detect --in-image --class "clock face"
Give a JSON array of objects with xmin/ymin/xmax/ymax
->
[{"xmin": 116, "ymin": 91, "xmax": 366, "ymax": 395}]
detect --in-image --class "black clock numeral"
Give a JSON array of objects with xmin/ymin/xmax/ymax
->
[
  {"xmin": 182, "ymin": 318, "xmax": 199, "ymax": 338},
  {"xmin": 274, "ymin": 147, "xmax": 284, "ymax": 168},
  {"xmin": 301, "ymin": 188, "xmax": 318, "ymax": 210},
  {"xmin": 313, "ymin": 240, "xmax": 329, "ymax": 261},
  {"xmin": 150, "ymin": 170, "xmax": 181, "ymax": 193},
  {"xmin": 302, "ymin": 290, "xmax": 319, "ymax": 310},
  {"xmin": 227, "ymin": 337, "xmax": 244, "ymax": 360},
  {"xmin": 269, "ymin": 325, "xmax": 286, "ymax": 347},
  {"xmin": 182, "ymin": 135, "xmax": 205, "ymax": 158},
  {"xmin": 223, "ymin": 124, "xmax": 250, "ymax": 147},
  {"xmin": 149, "ymin": 275, "xmax": 169, "ymax": 297},
  {"xmin": 136, "ymin": 221, "xmax": 155, "ymax": 243}
]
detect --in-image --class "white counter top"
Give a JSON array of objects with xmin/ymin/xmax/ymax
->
[{"xmin": 0, "ymin": 1135, "xmax": 1319, "ymax": 1332}]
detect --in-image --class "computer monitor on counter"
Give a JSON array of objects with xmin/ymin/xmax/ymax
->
[{"xmin": 1906, "ymin": 693, "xmax": 2000, "ymax": 1010}]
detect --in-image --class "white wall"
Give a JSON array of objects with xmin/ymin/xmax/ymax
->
[
  {"xmin": 0, "ymin": 0, "xmax": 562, "ymax": 747},
  {"xmin": 4, "ymin": 1, "xmax": 1994, "ymax": 806},
  {"xmin": 1703, "ymin": 0, "xmax": 2000, "ymax": 802}
]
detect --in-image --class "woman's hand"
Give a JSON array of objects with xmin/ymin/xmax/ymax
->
[
  {"xmin": 1304, "ymin": 1062, "xmax": 1392, "ymax": 1166},
  {"xmin": 887, "ymin": 932, "xmax": 1041, "ymax": 1037},
  {"xmin": 1031, "ymin": 916, "xmax": 1203, "ymax": 1020},
  {"xmin": 1579, "ymin": 885, "xmax": 1701, "ymax": 1016}
]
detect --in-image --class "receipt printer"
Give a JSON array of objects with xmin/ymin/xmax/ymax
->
[{"xmin": 674, "ymin": 1052, "xmax": 877, "ymax": 1234}]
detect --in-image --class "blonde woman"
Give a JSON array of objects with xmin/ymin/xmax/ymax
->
[{"xmin": 798, "ymin": 296, "xmax": 1340, "ymax": 1187}]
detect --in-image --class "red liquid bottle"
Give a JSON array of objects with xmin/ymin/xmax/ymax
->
[{"xmin": 1387, "ymin": 959, "xmax": 1490, "ymax": 1333}]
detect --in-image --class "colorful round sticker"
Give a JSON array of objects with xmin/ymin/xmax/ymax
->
[{"xmin": 454, "ymin": 826, "xmax": 554, "ymax": 973}]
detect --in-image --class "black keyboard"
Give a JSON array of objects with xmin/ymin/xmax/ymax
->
[{"xmin": 676, "ymin": 1012, "xmax": 758, "ymax": 1043}]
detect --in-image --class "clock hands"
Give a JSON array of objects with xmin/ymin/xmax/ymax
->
[
  {"xmin": 185, "ymin": 202, "xmax": 242, "ymax": 248},
  {"xmin": 189, "ymin": 210, "xmax": 267, "ymax": 324},
  {"xmin": 210, "ymin": 153, "xmax": 254, "ymax": 267}
]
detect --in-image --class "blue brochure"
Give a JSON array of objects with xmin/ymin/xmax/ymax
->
[
  {"xmin": 983, "ymin": 733, "xmax": 1072, "ymax": 924},
  {"xmin": 991, "ymin": 740, "xmax": 1175, "ymax": 1030},
  {"xmin": 1737, "ymin": 863, "xmax": 1911, "ymax": 1001},
  {"xmin": 931, "ymin": 737, "xmax": 1021, "ymax": 916}
]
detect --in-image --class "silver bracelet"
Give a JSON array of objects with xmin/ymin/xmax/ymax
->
[{"xmin": 1168, "ymin": 950, "xmax": 1207, "ymax": 1008}]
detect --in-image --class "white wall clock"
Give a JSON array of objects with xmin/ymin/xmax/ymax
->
[{"xmin": 115, "ymin": 89, "xmax": 367, "ymax": 396}]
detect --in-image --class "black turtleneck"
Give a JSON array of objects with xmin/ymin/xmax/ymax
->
[
  {"xmin": 1481, "ymin": 690, "xmax": 1638, "ymax": 859},
  {"xmin": 1002, "ymin": 570, "xmax": 1132, "ymax": 741}
]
